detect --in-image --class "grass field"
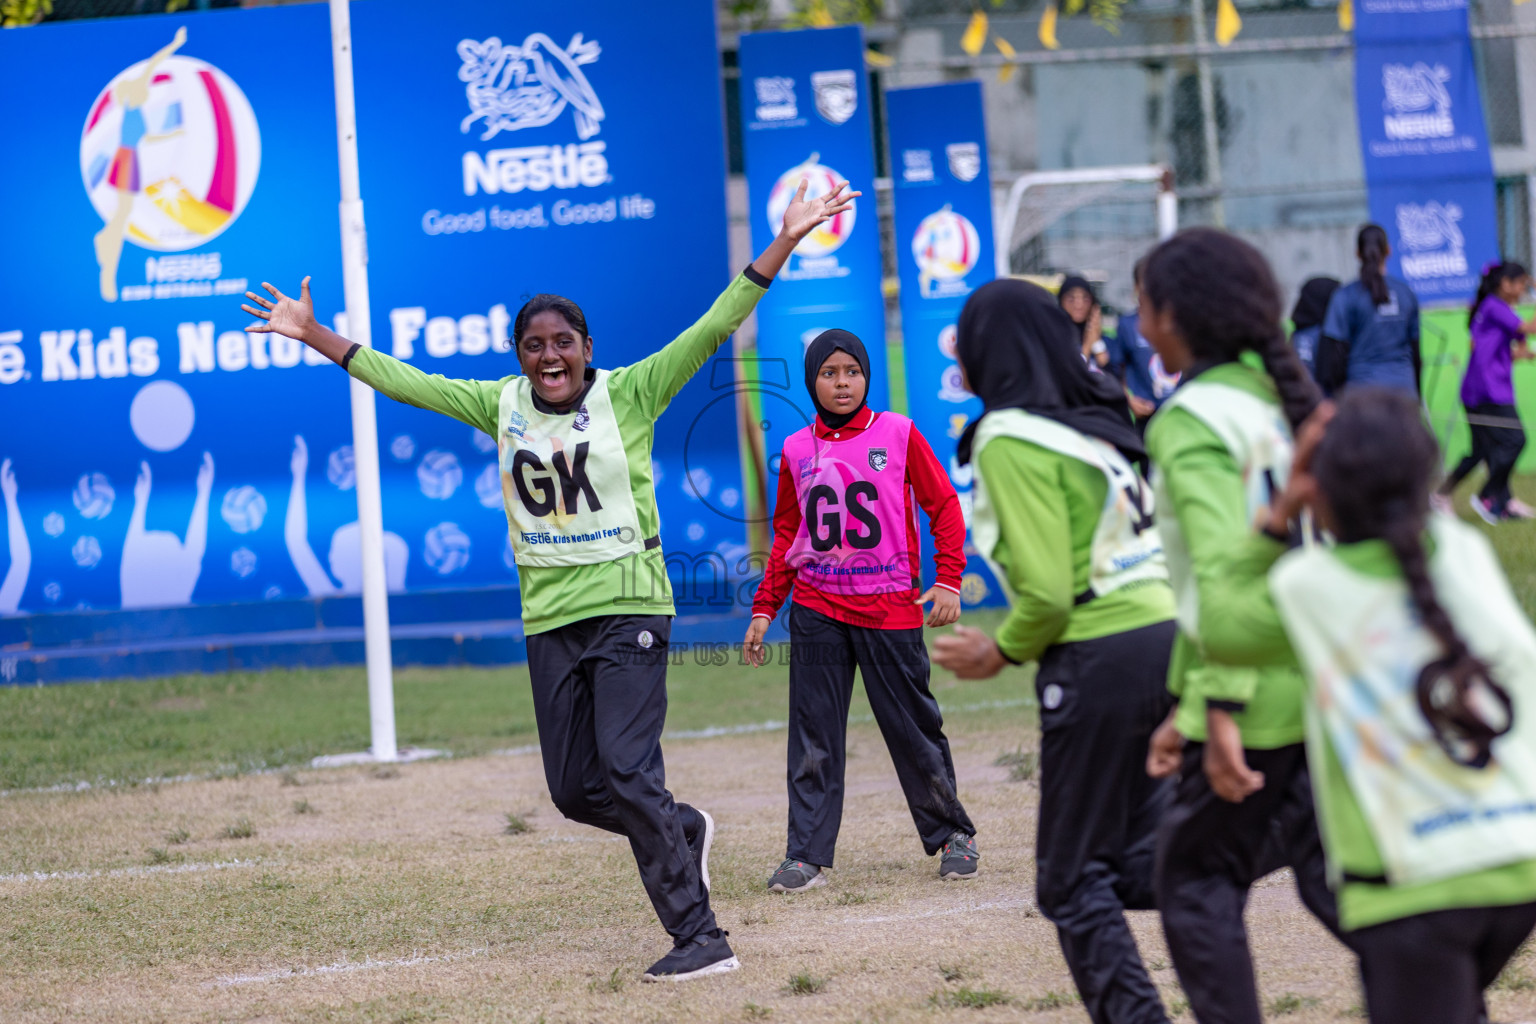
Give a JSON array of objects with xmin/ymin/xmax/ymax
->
[{"xmin": 4, "ymin": 479, "xmax": 1536, "ymax": 1022}]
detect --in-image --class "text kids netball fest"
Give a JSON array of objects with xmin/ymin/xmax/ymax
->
[{"xmin": 4, "ymin": 0, "xmax": 1536, "ymax": 1020}]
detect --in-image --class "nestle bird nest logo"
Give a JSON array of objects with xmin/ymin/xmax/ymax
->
[
  {"xmin": 1382, "ymin": 62, "xmax": 1454, "ymax": 141},
  {"xmin": 1396, "ymin": 200, "xmax": 1468, "ymax": 280},
  {"xmin": 457, "ymin": 33, "xmax": 604, "ymax": 141}
]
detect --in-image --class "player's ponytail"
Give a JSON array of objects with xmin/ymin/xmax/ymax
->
[
  {"xmin": 1312, "ymin": 389, "xmax": 1514, "ymax": 768},
  {"xmin": 1469, "ymin": 260, "xmax": 1530, "ymax": 328},
  {"xmin": 1141, "ymin": 228, "xmax": 1320, "ymax": 431},
  {"xmin": 1357, "ymin": 224, "xmax": 1391, "ymax": 306}
]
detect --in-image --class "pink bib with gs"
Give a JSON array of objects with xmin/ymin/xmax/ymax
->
[{"xmin": 783, "ymin": 412, "xmax": 917, "ymax": 597}]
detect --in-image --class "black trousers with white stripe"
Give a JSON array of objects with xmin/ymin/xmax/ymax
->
[{"xmin": 525, "ymin": 613, "xmax": 715, "ymax": 944}]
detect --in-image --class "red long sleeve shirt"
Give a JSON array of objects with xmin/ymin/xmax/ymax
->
[{"xmin": 751, "ymin": 407, "xmax": 966, "ymax": 630}]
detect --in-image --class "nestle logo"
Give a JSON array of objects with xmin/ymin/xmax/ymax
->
[{"xmin": 462, "ymin": 142, "xmax": 609, "ymax": 196}]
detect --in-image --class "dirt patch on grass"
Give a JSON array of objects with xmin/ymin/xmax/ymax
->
[{"xmin": 1, "ymin": 717, "xmax": 1531, "ymax": 1023}]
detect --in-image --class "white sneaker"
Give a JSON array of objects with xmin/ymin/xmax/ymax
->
[
  {"xmin": 1470, "ymin": 494, "xmax": 1502, "ymax": 525},
  {"xmin": 1505, "ymin": 498, "xmax": 1536, "ymax": 520}
]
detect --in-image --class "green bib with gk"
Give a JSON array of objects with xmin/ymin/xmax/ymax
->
[{"xmin": 497, "ymin": 371, "xmax": 646, "ymax": 568}]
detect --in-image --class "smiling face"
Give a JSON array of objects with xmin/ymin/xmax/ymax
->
[
  {"xmin": 1059, "ymin": 287, "xmax": 1094, "ymax": 325},
  {"xmin": 518, "ymin": 310, "xmax": 593, "ymax": 408},
  {"xmin": 814, "ymin": 350, "xmax": 867, "ymax": 419}
]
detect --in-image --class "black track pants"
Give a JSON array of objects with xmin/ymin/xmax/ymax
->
[
  {"xmin": 784, "ymin": 602, "xmax": 975, "ymax": 867},
  {"xmin": 1035, "ymin": 621, "xmax": 1178, "ymax": 1024},
  {"xmin": 526, "ymin": 613, "xmax": 714, "ymax": 943}
]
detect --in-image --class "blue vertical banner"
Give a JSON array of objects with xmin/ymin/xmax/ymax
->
[
  {"xmin": 349, "ymin": 0, "xmax": 749, "ymax": 595},
  {"xmin": 0, "ymin": 7, "xmax": 351, "ymax": 615},
  {"xmin": 738, "ymin": 25, "xmax": 887, "ymax": 468},
  {"xmin": 1354, "ymin": 0, "xmax": 1498, "ymax": 303},
  {"xmin": 886, "ymin": 80, "xmax": 1002, "ymax": 608}
]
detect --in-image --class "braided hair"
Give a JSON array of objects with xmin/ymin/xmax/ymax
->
[
  {"xmin": 1311, "ymin": 388, "xmax": 1514, "ymax": 768},
  {"xmin": 1141, "ymin": 228, "xmax": 1322, "ymax": 431},
  {"xmin": 1357, "ymin": 224, "xmax": 1392, "ymax": 306}
]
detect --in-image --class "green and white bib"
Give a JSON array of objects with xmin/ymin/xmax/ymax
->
[
  {"xmin": 1153, "ymin": 380, "xmax": 1293, "ymax": 636},
  {"xmin": 497, "ymin": 371, "xmax": 646, "ymax": 568},
  {"xmin": 971, "ymin": 409, "xmax": 1167, "ymax": 604},
  {"xmin": 1271, "ymin": 516, "xmax": 1536, "ymax": 886}
]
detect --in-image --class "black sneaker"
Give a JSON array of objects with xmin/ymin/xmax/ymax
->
[
  {"xmin": 767, "ymin": 857, "xmax": 826, "ymax": 893},
  {"xmin": 681, "ymin": 805, "xmax": 715, "ymax": 892},
  {"xmin": 939, "ymin": 831, "xmax": 979, "ymax": 881},
  {"xmin": 641, "ymin": 929, "xmax": 739, "ymax": 983}
]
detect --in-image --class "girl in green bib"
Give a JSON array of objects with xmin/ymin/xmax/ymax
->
[
  {"xmin": 1205, "ymin": 388, "xmax": 1536, "ymax": 1024},
  {"xmin": 1136, "ymin": 228, "xmax": 1344, "ymax": 1023},
  {"xmin": 241, "ymin": 179, "xmax": 857, "ymax": 983}
]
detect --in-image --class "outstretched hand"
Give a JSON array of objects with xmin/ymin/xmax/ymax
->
[
  {"xmin": 778, "ymin": 177, "xmax": 861, "ymax": 245},
  {"xmin": 244, "ymin": 278, "xmax": 318, "ymax": 342},
  {"xmin": 291, "ymin": 435, "xmax": 309, "ymax": 477}
]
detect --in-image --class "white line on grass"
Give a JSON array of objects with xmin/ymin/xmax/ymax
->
[
  {"xmin": 0, "ymin": 858, "xmax": 262, "ymax": 884},
  {"xmin": 211, "ymin": 947, "xmax": 490, "ymax": 987},
  {"xmin": 842, "ymin": 896, "xmax": 1036, "ymax": 925},
  {"xmin": 2, "ymin": 698, "xmax": 1036, "ymax": 796}
]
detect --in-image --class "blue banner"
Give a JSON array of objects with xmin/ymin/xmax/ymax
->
[
  {"xmin": 349, "ymin": 0, "xmax": 746, "ymax": 599},
  {"xmin": 0, "ymin": 6, "xmax": 349, "ymax": 615},
  {"xmin": 885, "ymin": 81, "xmax": 1002, "ymax": 608},
  {"xmin": 1353, "ymin": 0, "xmax": 1497, "ymax": 303},
  {"xmin": 737, "ymin": 25, "xmax": 887, "ymax": 469},
  {"xmin": 0, "ymin": 0, "xmax": 741, "ymax": 620}
]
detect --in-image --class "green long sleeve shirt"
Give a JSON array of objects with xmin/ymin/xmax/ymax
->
[
  {"xmin": 345, "ymin": 270, "xmax": 768, "ymax": 634},
  {"xmin": 975, "ymin": 436, "xmax": 1173, "ymax": 665},
  {"xmin": 1146, "ymin": 361, "xmax": 1307, "ymax": 748},
  {"xmin": 1207, "ymin": 532, "xmax": 1536, "ymax": 931}
]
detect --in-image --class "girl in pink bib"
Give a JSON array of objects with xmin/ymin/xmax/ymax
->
[{"xmin": 743, "ymin": 329, "xmax": 978, "ymax": 892}]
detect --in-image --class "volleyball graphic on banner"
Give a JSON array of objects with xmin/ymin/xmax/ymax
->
[
  {"xmin": 766, "ymin": 153, "xmax": 856, "ymax": 257},
  {"xmin": 80, "ymin": 50, "xmax": 261, "ymax": 251}
]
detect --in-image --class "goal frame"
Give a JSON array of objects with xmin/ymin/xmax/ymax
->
[{"xmin": 994, "ymin": 165, "xmax": 1179, "ymax": 279}]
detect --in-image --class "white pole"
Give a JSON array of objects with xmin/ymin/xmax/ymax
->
[
  {"xmin": 329, "ymin": 0, "xmax": 397, "ymax": 762},
  {"xmin": 1189, "ymin": 0, "xmax": 1226, "ymax": 228},
  {"xmin": 1157, "ymin": 167, "xmax": 1179, "ymax": 240}
]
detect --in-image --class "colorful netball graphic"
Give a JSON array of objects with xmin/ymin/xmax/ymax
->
[
  {"xmin": 80, "ymin": 29, "xmax": 261, "ymax": 301},
  {"xmin": 911, "ymin": 205, "xmax": 980, "ymax": 297},
  {"xmin": 765, "ymin": 153, "xmax": 856, "ymax": 258}
]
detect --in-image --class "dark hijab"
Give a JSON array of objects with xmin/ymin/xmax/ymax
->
[
  {"xmin": 1057, "ymin": 274, "xmax": 1097, "ymax": 338},
  {"xmin": 956, "ymin": 278, "xmax": 1145, "ymax": 465},
  {"xmin": 1290, "ymin": 276, "xmax": 1341, "ymax": 332},
  {"xmin": 804, "ymin": 328, "xmax": 871, "ymax": 430}
]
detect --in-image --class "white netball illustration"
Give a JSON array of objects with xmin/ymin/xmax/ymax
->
[
  {"xmin": 43, "ymin": 582, "xmax": 62, "ymax": 604},
  {"xmin": 1, "ymin": 459, "xmax": 30, "ymax": 615},
  {"xmin": 470, "ymin": 428, "xmax": 497, "ymax": 455},
  {"xmin": 686, "ymin": 522, "xmax": 705, "ymax": 542},
  {"xmin": 472, "ymin": 463, "xmax": 502, "ymax": 509},
  {"xmin": 326, "ymin": 445, "xmax": 356, "ymax": 490},
  {"xmin": 43, "ymin": 512, "xmax": 65, "ymax": 538},
  {"xmin": 264, "ymin": 584, "xmax": 281, "ymax": 600},
  {"xmin": 721, "ymin": 487, "xmax": 741, "ymax": 509},
  {"xmin": 119, "ymin": 452, "xmax": 213, "ymax": 609},
  {"xmin": 73, "ymin": 472, "xmax": 115, "ymax": 519},
  {"xmin": 418, "ymin": 450, "xmax": 463, "ymax": 500},
  {"xmin": 220, "ymin": 485, "xmax": 267, "ymax": 533},
  {"xmin": 651, "ymin": 459, "xmax": 664, "ymax": 484},
  {"xmin": 129, "ymin": 380, "xmax": 195, "ymax": 451},
  {"xmin": 286, "ymin": 435, "xmax": 407, "ymax": 595},
  {"xmin": 424, "ymin": 522, "xmax": 471, "ymax": 576},
  {"xmin": 767, "ymin": 154, "xmax": 855, "ymax": 258},
  {"xmin": 72, "ymin": 535, "xmax": 102, "ymax": 569},
  {"xmin": 230, "ymin": 546, "xmax": 257, "ymax": 578},
  {"xmin": 390, "ymin": 434, "xmax": 417, "ymax": 461},
  {"xmin": 686, "ymin": 467, "xmax": 712, "ymax": 500}
]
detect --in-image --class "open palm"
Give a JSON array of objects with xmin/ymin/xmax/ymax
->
[
  {"xmin": 779, "ymin": 178, "xmax": 861, "ymax": 244},
  {"xmin": 243, "ymin": 277, "xmax": 317, "ymax": 340}
]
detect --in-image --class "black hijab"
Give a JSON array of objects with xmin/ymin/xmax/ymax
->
[
  {"xmin": 955, "ymin": 278, "xmax": 1145, "ymax": 466},
  {"xmin": 1290, "ymin": 276, "xmax": 1341, "ymax": 332},
  {"xmin": 1057, "ymin": 274, "xmax": 1097, "ymax": 339},
  {"xmin": 804, "ymin": 329, "xmax": 871, "ymax": 430}
]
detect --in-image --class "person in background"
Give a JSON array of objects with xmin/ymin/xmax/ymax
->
[
  {"xmin": 1316, "ymin": 224, "xmax": 1421, "ymax": 397},
  {"xmin": 1107, "ymin": 257, "xmax": 1182, "ymax": 429},
  {"xmin": 1288, "ymin": 276, "xmax": 1341, "ymax": 385},
  {"xmin": 1436, "ymin": 260, "xmax": 1536, "ymax": 524},
  {"xmin": 1060, "ymin": 274, "xmax": 1110, "ymax": 371}
]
